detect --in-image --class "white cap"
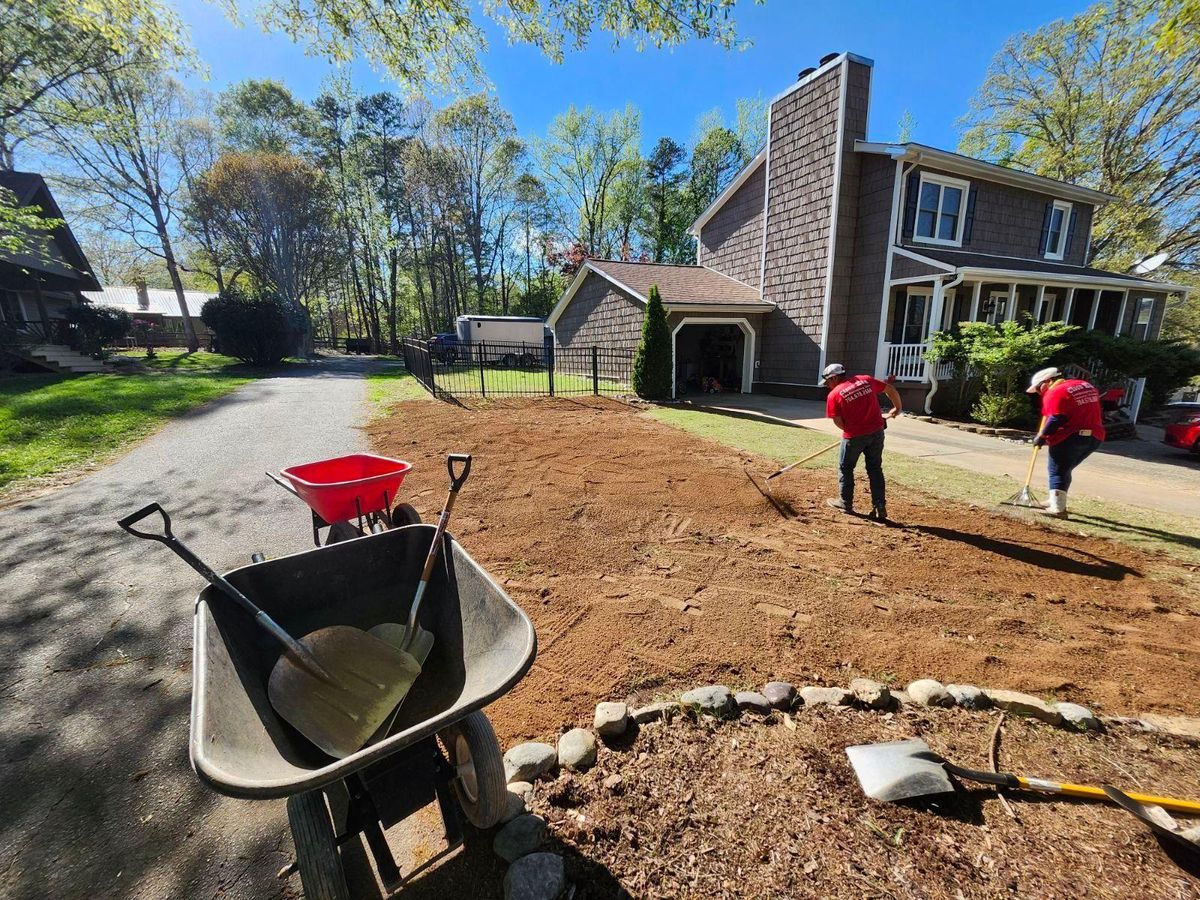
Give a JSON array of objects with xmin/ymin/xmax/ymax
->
[
  {"xmin": 1026, "ymin": 366, "xmax": 1062, "ymax": 393},
  {"xmin": 822, "ymin": 363, "xmax": 846, "ymax": 380}
]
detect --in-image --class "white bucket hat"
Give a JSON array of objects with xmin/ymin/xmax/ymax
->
[{"xmin": 1026, "ymin": 366, "xmax": 1062, "ymax": 393}]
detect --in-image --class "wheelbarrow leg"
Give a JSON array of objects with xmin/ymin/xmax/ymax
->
[{"xmin": 344, "ymin": 773, "xmax": 402, "ymax": 888}]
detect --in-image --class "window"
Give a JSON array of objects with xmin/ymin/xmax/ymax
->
[
  {"xmin": 1043, "ymin": 200, "xmax": 1072, "ymax": 260},
  {"xmin": 890, "ymin": 288, "xmax": 931, "ymax": 344},
  {"xmin": 1132, "ymin": 297, "xmax": 1154, "ymax": 341},
  {"xmin": 0, "ymin": 290, "xmax": 26, "ymax": 324},
  {"xmin": 914, "ymin": 173, "xmax": 969, "ymax": 245}
]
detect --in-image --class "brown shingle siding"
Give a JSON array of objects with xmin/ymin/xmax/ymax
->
[
  {"xmin": 837, "ymin": 154, "xmax": 895, "ymax": 375},
  {"xmin": 698, "ymin": 163, "xmax": 766, "ymax": 289},
  {"xmin": 554, "ymin": 273, "xmax": 643, "ymax": 350}
]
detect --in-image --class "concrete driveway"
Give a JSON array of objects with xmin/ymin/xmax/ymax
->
[
  {"xmin": 0, "ymin": 357, "xmax": 390, "ymax": 900},
  {"xmin": 690, "ymin": 393, "xmax": 1200, "ymax": 517}
]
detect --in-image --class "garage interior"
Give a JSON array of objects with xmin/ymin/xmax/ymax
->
[{"xmin": 674, "ymin": 323, "xmax": 745, "ymax": 395}]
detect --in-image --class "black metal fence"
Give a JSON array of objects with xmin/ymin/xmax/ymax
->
[{"xmin": 401, "ymin": 337, "xmax": 633, "ymax": 400}]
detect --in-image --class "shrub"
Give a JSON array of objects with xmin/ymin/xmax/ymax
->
[
  {"xmin": 631, "ymin": 284, "xmax": 672, "ymax": 400},
  {"xmin": 972, "ymin": 392, "xmax": 1030, "ymax": 427},
  {"xmin": 1050, "ymin": 331, "xmax": 1200, "ymax": 408},
  {"xmin": 200, "ymin": 286, "xmax": 303, "ymax": 366},
  {"xmin": 64, "ymin": 304, "xmax": 130, "ymax": 357}
]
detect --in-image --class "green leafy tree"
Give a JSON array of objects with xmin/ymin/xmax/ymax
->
[
  {"xmin": 960, "ymin": 0, "xmax": 1200, "ymax": 275},
  {"xmin": 640, "ymin": 137, "xmax": 687, "ymax": 262},
  {"xmin": 215, "ymin": 79, "xmax": 316, "ymax": 156},
  {"xmin": 926, "ymin": 320, "xmax": 1076, "ymax": 426},
  {"xmin": 632, "ymin": 284, "xmax": 672, "ymax": 400}
]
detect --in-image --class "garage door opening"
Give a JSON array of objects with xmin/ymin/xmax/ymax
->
[{"xmin": 672, "ymin": 320, "xmax": 753, "ymax": 397}]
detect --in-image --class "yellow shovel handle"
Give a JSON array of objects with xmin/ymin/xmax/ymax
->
[{"xmin": 1016, "ymin": 777, "xmax": 1200, "ymax": 817}]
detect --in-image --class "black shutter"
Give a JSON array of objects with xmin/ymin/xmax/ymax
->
[
  {"xmin": 902, "ymin": 171, "xmax": 920, "ymax": 240},
  {"xmin": 1038, "ymin": 202, "xmax": 1053, "ymax": 255},
  {"xmin": 1064, "ymin": 207, "xmax": 1078, "ymax": 259},
  {"xmin": 962, "ymin": 185, "xmax": 978, "ymax": 244}
]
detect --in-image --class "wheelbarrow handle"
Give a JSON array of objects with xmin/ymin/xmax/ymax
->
[
  {"xmin": 117, "ymin": 502, "xmax": 174, "ymax": 543},
  {"xmin": 446, "ymin": 453, "xmax": 472, "ymax": 492}
]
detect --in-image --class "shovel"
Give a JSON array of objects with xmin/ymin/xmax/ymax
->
[
  {"xmin": 118, "ymin": 503, "xmax": 421, "ymax": 759},
  {"xmin": 846, "ymin": 738, "xmax": 1200, "ymax": 816}
]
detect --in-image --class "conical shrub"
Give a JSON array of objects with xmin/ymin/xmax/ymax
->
[{"xmin": 632, "ymin": 284, "xmax": 673, "ymax": 400}]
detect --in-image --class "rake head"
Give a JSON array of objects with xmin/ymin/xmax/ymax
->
[{"xmin": 1000, "ymin": 484, "xmax": 1042, "ymax": 508}]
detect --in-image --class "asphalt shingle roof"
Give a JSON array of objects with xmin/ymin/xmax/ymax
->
[
  {"xmin": 911, "ymin": 247, "xmax": 1179, "ymax": 289},
  {"xmin": 586, "ymin": 259, "xmax": 765, "ymax": 306}
]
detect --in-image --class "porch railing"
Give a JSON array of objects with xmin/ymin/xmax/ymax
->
[
  {"xmin": 0, "ymin": 318, "xmax": 72, "ymax": 349},
  {"xmin": 885, "ymin": 342, "xmax": 929, "ymax": 381}
]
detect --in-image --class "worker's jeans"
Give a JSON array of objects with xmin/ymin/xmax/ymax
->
[
  {"xmin": 839, "ymin": 428, "xmax": 886, "ymax": 510},
  {"xmin": 1047, "ymin": 433, "xmax": 1102, "ymax": 491}
]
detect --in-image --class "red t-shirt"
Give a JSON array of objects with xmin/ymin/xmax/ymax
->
[
  {"xmin": 827, "ymin": 375, "xmax": 888, "ymax": 438},
  {"xmin": 1041, "ymin": 379, "xmax": 1106, "ymax": 445}
]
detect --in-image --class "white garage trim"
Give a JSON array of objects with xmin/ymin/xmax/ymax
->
[{"xmin": 671, "ymin": 317, "xmax": 756, "ymax": 400}]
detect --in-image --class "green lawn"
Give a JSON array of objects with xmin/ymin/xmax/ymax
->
[
  {"xmin": 432, "ymin": 365, "xmax": 628, "ymax": 398},
  {"xmin": 0, "ymin": 369, "xmax": 252, "ymax": 495},
  {"xmin": 648, "ymin": 406, "xmax": 1200, "ymax": 564},
  {"xmin": 366, "ymin": 367, "xmax": 430, "ymax": 417},
  {"xmin": 112, "ymin": 349, "xmax": 246, "ymax": 371}
]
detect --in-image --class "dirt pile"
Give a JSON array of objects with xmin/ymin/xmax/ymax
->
[{"xmin": 369, "ymin": 397, "xmax": 1200, "ymax": 745}]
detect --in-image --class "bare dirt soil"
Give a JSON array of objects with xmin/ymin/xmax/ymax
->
[{"xmin": 369, "ymin": 397, "xmax": 1200, "ymax": 747}]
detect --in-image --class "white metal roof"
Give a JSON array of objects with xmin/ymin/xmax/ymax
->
[{"xmin": 83, "ymin": 285, "xmax": 216, "ymax": 317}]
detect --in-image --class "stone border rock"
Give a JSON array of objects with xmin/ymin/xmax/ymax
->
[{"xmin": 488, "ymin": 683, "xmax": 1195, "ymax": 897}]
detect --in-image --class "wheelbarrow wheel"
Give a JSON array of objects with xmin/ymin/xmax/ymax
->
[
  {"xmin": 439, "ymin": 711, "xmax": 506, "ymax": 828},
  {"xmin": 287, "ymin": 791, "xmax": 349, "ymax": 900},
  {"xmin": 324, "ymin": 521, "xmax": 361, "ymax": 545},
  {"xmin": 389, "ymin": 503, "xmax": 421, "ymax": 528}
]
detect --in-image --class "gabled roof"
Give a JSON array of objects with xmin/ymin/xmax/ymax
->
[
  {"xmin": 855, "ymin": 141, "xmax": 1115, "ymax": 205},
  {"xmin": 910, "ymin": 247, "xmax": 1190, "ymax": 293},
  {"xmin": 84, "ymin": 285, "xmax": 216, "ymax": 317},
  {"xmin": 547, "ymin": 259, "xmax": 771, "ymax": 328},
  {"xmin": 687, "ymin": 149, "xmax": 766, "ymax": 237},
  {"xmin": 0, "ymin": 171, "xmax": 101, "ymax": 291}
]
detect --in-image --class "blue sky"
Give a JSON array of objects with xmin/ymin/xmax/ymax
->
[{"xmin": 178, "ymin": 0, "xmax": 1091, "ymax": 152}]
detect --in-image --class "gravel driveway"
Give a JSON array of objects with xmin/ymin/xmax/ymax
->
[{"xmin": 0, "ymin": 357, "xmax": 385, "ymax": 900}]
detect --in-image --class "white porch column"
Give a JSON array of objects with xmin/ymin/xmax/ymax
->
[
  {"xmin": 1115, "ymin": 289, "xmax": 1129, "ymax": 335},
  {"xmin": 969, "ymin": 281, "xmax": 982, "ymax": 322},
  {"xmin": 874, "ymin": 284, "xmax": 893, "ymax": 378},
  {"xmin": 926, "ymin": 277, "xmax": 946, "ymax": 381},
  {"xmin": 1087, "ymin": 290, "xmax": 1101, "ymax": 330},
  {"xmin": 1062, "ymin": 287, "xmax": 1076, "ymax": 323},
  {"xmin": 1034, "ymin": 284, "xmax": 1046, "ymax": 324},
  {"xmin": 1006, "ymin": 282, "xmax": 1019, "ymax": 321}
]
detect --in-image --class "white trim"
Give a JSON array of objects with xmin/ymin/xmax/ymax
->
[
  {"xmin": 701, "ymin": 265, "xmax": 763, "ymax": 293},
  {"xmin": 671, "ymin": 317, "xmax": 757, "ymax": 399},
  {"xmin": 1087, "ymin": 290, "xmax": 1100, "ymax": 330},
  {"xmin": 770, "ymin": 52, "xmax": 874, "ymax": 106},
  {"xmin": 545, "ymin": 262, "xmax": 651, "ymax": 332},
  {"xmin": 1043, "ymin": 200, "xmax": 1072, "ymax": 261},
  {"xmin": 1062, "ymin": 287, "xmax": 1075, "ymax": 323},
  {"xmin": 889, "ymin": 274, "xmax": 943, "ymax": 286},
  {"xmin": 817, "ymin": 56, "xmax": 850, "ymax": 380},
  {"xmin": 758, "ymin": 101, "xmax": 772, "ymax": 295},
  {"xmin": 853, "ymin": 140, "xmax": 1114, "ymax": 205},
  {"xmin": 687, "ymin": 150, "xmax": 767, "ymax": 237},
  {"xmin": 1115, "ymin": 289, "xmax": 1129, "ymax": 336},
  {"xmin": 1034, "ymin": 284, "xmax": 1047, "ymax": 323},
  {"xmin": 875, "ymin": 160, "xmax": 907, "ymax": 378},
  {"xmin": 952, "ymin": 266, "xmax": 1187, "ymax": 293},
  {"xmin": 911, "ymin": 172, "xmax": 970, "ymax": 247},
  {"xmin": 1006, "ymin": 282, "xmax": 1019, "ymax": 321},
  {"xmin": 892, "ymin": 245, "xmax": 956, "ymax": 272},
  {"xmin": 969, "ymin": 280, "xmax": 982, "ymax": 321},
  {"xmin": 666, "ymin": 303, "xmax": 774, "ymax": 313}
]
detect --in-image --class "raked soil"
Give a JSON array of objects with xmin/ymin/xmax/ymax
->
[{"xmin": 368, "ymin": 396, "xmax": 1200, "ymax": 748}]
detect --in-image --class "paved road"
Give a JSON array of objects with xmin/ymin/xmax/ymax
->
[
  {"xmin": 690, "ymin": 394, "xmax": 1200, "ymax": 517},
  {"xmin": 0, "ymin": 358, "xmax": 389, "ymax": 900}
]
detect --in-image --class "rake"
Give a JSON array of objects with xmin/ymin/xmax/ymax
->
[{"xmin": 1000, "ymin": 418, "xmax": 1045, "ymax": 509}]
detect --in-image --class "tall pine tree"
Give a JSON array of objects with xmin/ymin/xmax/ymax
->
[{"xmin": 632, "ymin": 284, "xmax": 672, "ymax": 400}]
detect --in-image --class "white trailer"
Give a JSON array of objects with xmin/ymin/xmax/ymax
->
[{"xmin": 456, "ymin": 315, "xmax": 547, "ymax": 346}]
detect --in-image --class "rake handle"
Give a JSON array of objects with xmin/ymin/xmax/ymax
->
[
  {"xmin": 1020, "ymin": 416, "xmax": 1048, "ymax": 489},
  {"xmin": 766, "ymin": 441, "xmax": 842, "ymax": 481}
]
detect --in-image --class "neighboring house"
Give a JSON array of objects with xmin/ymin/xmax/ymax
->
[
  {"xmin": 84, "ymin": 283, "xmax": 213, "ymax": 344},
  {"xmin": 548, "ymin": 51, "xmax": 1190, "ymax": 412},
  {"xmin": 0, "ymin": 171, "xmax": 103, "ymax": 369}
]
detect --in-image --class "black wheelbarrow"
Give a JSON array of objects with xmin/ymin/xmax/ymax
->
[{"xmin": 190, "ymin": 524, "xmax": 536, "ymax": 898}]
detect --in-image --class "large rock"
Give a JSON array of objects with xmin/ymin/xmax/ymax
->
[
  {"xmin": 504, "ymin": 852, "xmax": 567, "ymax": 900},
  {"xmin": 557, "ymin": 728, "xmax": 597, "ymax": 771},
  {"xmin": 907, "ymin": 679, "xmax": 954, "ymax": 708},
  {"xmin": 799, "ymin": 686, "xmax": 852, "ymax": 707},
  {"xmin": 631, "ymin": 701, "xmax": 676, "ymax": 724},
  {"xmin": 734, "ymin": 691, "xmax": 772, "ymax": 715},
  {"xmin": 946, "ymin": 684, "xmax": 990, "ymax": 711},
  {"xmin": 680, "ymin": 685, "xmax": 736, "ymax": 716},
  {"xmin": 508, "ymin": 781, "xmax": 535, "ymax": 802},
  {"xmin": 593, "ymin": 702, "xmax": 629, "ymax": 738},
  {"xmin": 849, "ymin": 678, "xmax": 891, "ymax": 710},
  {"xmin": 1055, "ymin": 702, "xmax": 1101, "ymax": 731},
  {"xmin": 500, "ymin": 790, "xmax": 527, "ymax": 824},
  {"xmin": 494, "ymin": 813, "xmax": 547, "ymax": 863},
  {"xmin": 504, "ymin": 742, "xmax": 557, "ymax": 784},
  {"xmin": 762, "ymin": 681, "xmax": 796, "ymax": 710},
  {"xmin": 984, "ymin": 689, "xmax": 1063, "ymax": 725}
]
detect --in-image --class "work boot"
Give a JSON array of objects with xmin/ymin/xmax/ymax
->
[
  {"xmin": 1040, "ymin": 489, "xmax": 1068, "ymax": 518},
  {"xmin": 825, "ymin": 498, "xmax": 852, "ymax": 514},
  {"xmin": 868, "ymin": 505, "xmax": 888, "ymax": 522}
]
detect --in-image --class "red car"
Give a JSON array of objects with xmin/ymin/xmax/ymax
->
[{"xmin": 1163, "ymin": 402, "xmax": 1200, "ymax": 454}]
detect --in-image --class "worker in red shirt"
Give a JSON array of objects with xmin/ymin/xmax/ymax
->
[
  {"xmin": 1027, "ymin": 367, "xmax": 1106, "ymax": 518},
  {"xmin": 822, "ymin": 363, "xmax": 903, "ymax": 521}
]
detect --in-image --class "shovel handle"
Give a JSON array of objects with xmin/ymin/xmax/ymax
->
[
  {"xmin": 117, "ymin": 502, "xmax": 175, "ymax": 543},
  {"xmin": 447, "ymin": 454, "xmax": 472, "ymax": 492},
  {"xmin": 405, "ymin": 454, "xmax": 472, "ymax": 643}
]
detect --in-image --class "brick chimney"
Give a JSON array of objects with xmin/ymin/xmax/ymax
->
[
  {"xmin": 758, "ymin": 52, "xmax": 873, "ymax": 387},
  {"xmin": 134, "ymin": 278, "xmax": 150, "ymax": 311}
]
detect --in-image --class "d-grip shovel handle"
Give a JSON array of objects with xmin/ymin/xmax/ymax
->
[
  {"xmin": 447, "ymin": 453, "xmax": 472, "ymax": 492},
  {"xmin": 117, "ymin": 503, "xmax": 331, "ymax": 681}
]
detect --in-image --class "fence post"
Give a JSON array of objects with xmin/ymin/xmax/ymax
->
[
  {"xmin": 592, "ymin": 346, "xmax": 599, "ymax": 395},
  {"xmin": 478, "ymin": 341, "xmax": 487, "ymax": 397},
  {"xmin": 548, "ymin": 343, "xmax": 555, "ymax": 397}
]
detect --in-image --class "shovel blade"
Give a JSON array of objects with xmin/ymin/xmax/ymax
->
[
  {"xmin": 268, "ymin": 626, "xmax": 421, "ymax": 759},
  {"xmin": 846, "ymin": 739, "xmax": 956, "ymax": 803},
  {"xmin": 369, "ymin": 622, "xmax": 435, "ymax": 667}
]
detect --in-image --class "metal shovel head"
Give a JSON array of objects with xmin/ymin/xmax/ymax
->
[
  {"xmin": 846, "ymin": 738, "xmax": 956, "ymax": 803},
  {"xmin": 369, "ymin": 622, "xmax": 435, "ymax": 668},
  {"xmin": 267, "ymin": 625, "xmax": 422, "ymax": 759}
]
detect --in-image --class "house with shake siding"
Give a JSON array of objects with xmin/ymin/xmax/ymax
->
[{"xmin": 547, "ymin": 51, "xmax": 1189, "ymax": 410}]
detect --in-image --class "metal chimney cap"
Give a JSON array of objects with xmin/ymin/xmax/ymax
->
[
  {"xmin": 819, "ymin": 52, "xmax": 840, "ymax": 65},
  {"xmin": 798, "ymin": 67, "xmax": 816, "ymax": 79}
]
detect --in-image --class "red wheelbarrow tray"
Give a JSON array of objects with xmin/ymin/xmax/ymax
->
[
  {"xmin": 280, "ymin": 453, "xmax": 413, "ymax": 524},
  {"xmin": 188, "ymin": 525, "xmax": 537, "ymax": 800}
]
